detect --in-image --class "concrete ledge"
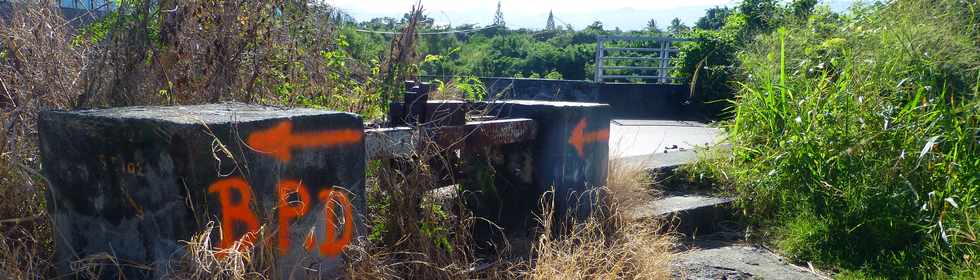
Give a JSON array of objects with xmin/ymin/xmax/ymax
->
[{"xmin": 629, "ymin": 194, "xmax": 734, "ymax": 235}]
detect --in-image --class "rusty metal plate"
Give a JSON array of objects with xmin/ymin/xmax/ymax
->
[
  {"xmin": 463, "ymin": 118, "xmax": 537, "ymax": 147},
  {"xmin": 366, "ymin": 118, "xmax": 537, "ymax": 159}
]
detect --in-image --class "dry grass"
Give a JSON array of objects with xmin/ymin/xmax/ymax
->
[
  {"xmin": 0, "ymin": 228, "xmax": 53, "ymax": 279},
  {"xmin": 606, "ymin": 158, "xmax": 659, "ymax": 209},
  {"xmin": 525, "ymin": 160, "xmax": 674, "ymax": 280},
  {"xmin": 1, "ymin": 5, "xmax": 82, "ymax": 259},
  {"xmin": 165, "ymin": 223, "xmax": 276, "ymax": 280},
  {"xmin": 527, "ymin": 199, "xmax": 674, "ymax": 280}
]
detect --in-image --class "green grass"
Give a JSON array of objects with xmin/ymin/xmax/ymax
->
[{"xmin": 713, "ymin": 0, "xmax": 980, "ymax": 277}]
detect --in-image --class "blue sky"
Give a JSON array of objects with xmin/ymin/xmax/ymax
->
[{"xmin": 324, "ymin": 0, "xmax": 859, "ymax": 31}]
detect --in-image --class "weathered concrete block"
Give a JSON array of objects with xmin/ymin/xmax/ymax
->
[
  {"xmin": 39, "ymin": 103, "xmax": 366, "ymax": 279},
  {"xmin": 486, "ymin": 100, "xmax": 611, "ymax": 221}
]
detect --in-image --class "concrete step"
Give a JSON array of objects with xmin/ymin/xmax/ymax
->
[
  {"xmin": 609, "ymin": 119, "xmax": 734, "ymax": 236},
  {"xmin": 672, "ymin": 244, "xmax": 826, "ymax": 280},
  {"xmin": 615, "ymin": 145, "xmax": 735, "ymax": 236},
  {"xmin": 628, "ymin": 193, "xmax": 734, "ymax": 236}
]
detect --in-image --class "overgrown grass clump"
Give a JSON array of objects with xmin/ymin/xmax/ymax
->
[{"xmin": 719, "ymin": 0, "xmax": 979, "ymax": 277}]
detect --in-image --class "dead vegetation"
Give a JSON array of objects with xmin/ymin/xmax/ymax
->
[
  {"xmin": 527, "ymin": 159, "xmax": 673, "ymax": 280},
  {"xmin": 528, "ymin": 194, "xmax": 673, "ymax": 280},
  {"xmin": 0, "ymin": 2, "xmax": 675, "ymax": 279},
  {"xmin": 606, "ymin": 157, "xmax": 659, "ymax": 209}
]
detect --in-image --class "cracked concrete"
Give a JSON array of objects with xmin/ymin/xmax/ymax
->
[{"xmin": 672, "ymin": 244, "xmax": 825, "ymax": 280}]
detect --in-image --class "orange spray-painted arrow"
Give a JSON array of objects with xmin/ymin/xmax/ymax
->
[
  {"xmin": 568, "ymin": 118, "xmax": 609, "ymax": 158},
  {"xmin": 248, "ymin": 121, "xmax": 362, "ymax": 162}
]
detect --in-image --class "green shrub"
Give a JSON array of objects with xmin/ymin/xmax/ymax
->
[
  {"xmin": 721, "ymin": 0, "xmax": 980, "ymax": 277},
  {"xmin": 674, "ymin": 13, "xmax": 746, "ymax": 118}
]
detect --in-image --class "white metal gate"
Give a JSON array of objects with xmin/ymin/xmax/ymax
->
[{"xmin": 594, "ymin": 35, "xmax": 692, "ymax": 84}]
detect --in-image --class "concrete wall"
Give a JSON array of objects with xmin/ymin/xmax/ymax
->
[
  {"xmin": 483, "ymin": 78, "xmax": 599, "ymax": 102},
  {"xmin": 480, "ymin": 78, "xmax": 698, "ymax": 120},
  {"xmin": 597, "ymin": 83, "xmax": 691, "ymax": 120}
]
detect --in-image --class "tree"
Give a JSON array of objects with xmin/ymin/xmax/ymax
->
[
  {"xmin": 646, "ymin": 19, "xmax": 662, "ymax": 33},
  {"xmin": 739, "ymin": 0, "xmax": 780, "ymax": 33},
  {"xmin": 584, "ymin": 21, "xmax": 604, "ymax": 33},
  {"xmin": 493, "ymin": 1, "xmax": 505, "ymax": 27},
  {"xmin": 401, "ymin": 12, "xmax": 435, "ymax": 30},
  {"xmin": 363, "ymin": 17, "xmax": 399, "ymax": 30},
  {"xmin": 695, "ymin": 6, "xmax": 732, "ymax": 30},
  {"xmin": 668, "ymin": 18, "xmax": 689, "ymax": 35},
  {"xmin": 546, "ymin": 10, "xmax": 556, "ymax": 30},
  {"xmin": 791, "ymin": 0, "xmax": 818, "ymax": 19}
]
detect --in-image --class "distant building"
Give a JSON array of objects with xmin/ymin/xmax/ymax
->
[{"xmin": 1, "ymin": 0, "xmax": 112, "ymax": 28}]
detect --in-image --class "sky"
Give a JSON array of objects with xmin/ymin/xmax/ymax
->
[{"xmin": 324, "ymin": 0, "xmax": 859, "ymax": 31}]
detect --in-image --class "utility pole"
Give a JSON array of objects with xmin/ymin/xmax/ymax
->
[
  {"xmin": 493, "ymin": 1, "xmax": 505, "ymax": 27},
  {"xmin": 546, "ymin": 10, "xmax": 556, "ymax": 30}
]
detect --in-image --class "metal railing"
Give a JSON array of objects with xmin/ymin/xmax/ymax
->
[{"xmin": 594, "ymin": 35, "xmax": 693, "ymax": 84}]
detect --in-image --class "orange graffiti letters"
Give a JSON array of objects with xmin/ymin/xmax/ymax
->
[
  {"xmin": 208, "ymin": 177, "xmax": 260, "ymax": 257},
  {"xmin": 210, "ymin": 177, "xmax": 355, "ymax": 257},
  {"xmin": 277, "ymin": 180, "xmax": 311, "ymax": 255},
  {"xmin": 568, "ymin": 118, "xmax": 609, "ymax": 158},
  {"xmin": 247, "ymin": 121, "xmax": 362, "ymax": 162},
  {"xmin": 318, "ymin": 189, "xmax": 354, "ymax": 257}
]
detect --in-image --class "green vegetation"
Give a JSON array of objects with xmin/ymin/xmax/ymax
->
[
  {"xmin": 700, "ymin": 0, "xmax": 980, "ymax": 277},
  {"xmin": 337, "ymin": 12, "xmax": 691, "ymax": 81}
]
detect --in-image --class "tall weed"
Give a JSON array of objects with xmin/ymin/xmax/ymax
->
[{"xmin": 723, "ymin": 0, "xmax": 979, "ymax": 276}]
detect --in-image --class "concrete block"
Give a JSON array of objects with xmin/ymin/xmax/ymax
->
[
  {"xmin": 38, "ymin": 103, "xmax": 366, "ymax": 279},
  {"xmin": 486, "ymin": 100, "xmax": 611, "ymax": 221}
]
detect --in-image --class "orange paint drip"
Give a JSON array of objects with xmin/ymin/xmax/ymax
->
[
  {"xmin": 247, "ymin": 121, "xmax": 362, "ymax": 162},
  {"xmin": 276, "ymin": 180, "xmax": 311, "ymax": 255},
  {"xmin": 207, "ymin": 177, "xmax": 260, "ymax": 258},
  {"xmin": 304, "ymin": 229, "xmax": 316, "ymax": 251},
  {"xmin": 568, "ymin": 118, "xmax": 609, "ymax": 158},
  {"xmin": 318, "ymin": 189, "xmax": 354, "ymax": 257}
]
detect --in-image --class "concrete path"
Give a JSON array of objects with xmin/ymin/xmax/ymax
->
[
  {"xmin": 609, "ymin": 119, "xmax": 723, "ymax": 159},
  {"xmin": 673, "ymin": 244, "xmax": 825, "ymax": 280}
]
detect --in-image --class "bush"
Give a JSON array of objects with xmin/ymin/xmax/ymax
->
[
  {"xmin": 674, "ymin": 13, "xmax": 746, "ymax": 119},
  {"xmin": 720, "ymin": 0, "xmax": 980, "ymax": 277}
]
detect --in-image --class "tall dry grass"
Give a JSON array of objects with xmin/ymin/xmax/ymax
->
[
  {"xmin": 605, "ymin": 157, "xmax": 659, "ymax": 209},
  {"xmin": 526, "ymin": 158, "xmax": 674, "ymax": 280},
  {"xmin": 0, "ymin": 3, "xmax": 75, "ymax": 278}
]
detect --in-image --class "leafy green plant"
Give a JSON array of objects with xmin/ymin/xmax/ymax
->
[
  {"xmin": 717, "ymin": 1, "xmax": 980, "ymax": 276},
  {"xmin": 674, "ymin": 12, "xmax": 746, "ymax": 118}
]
